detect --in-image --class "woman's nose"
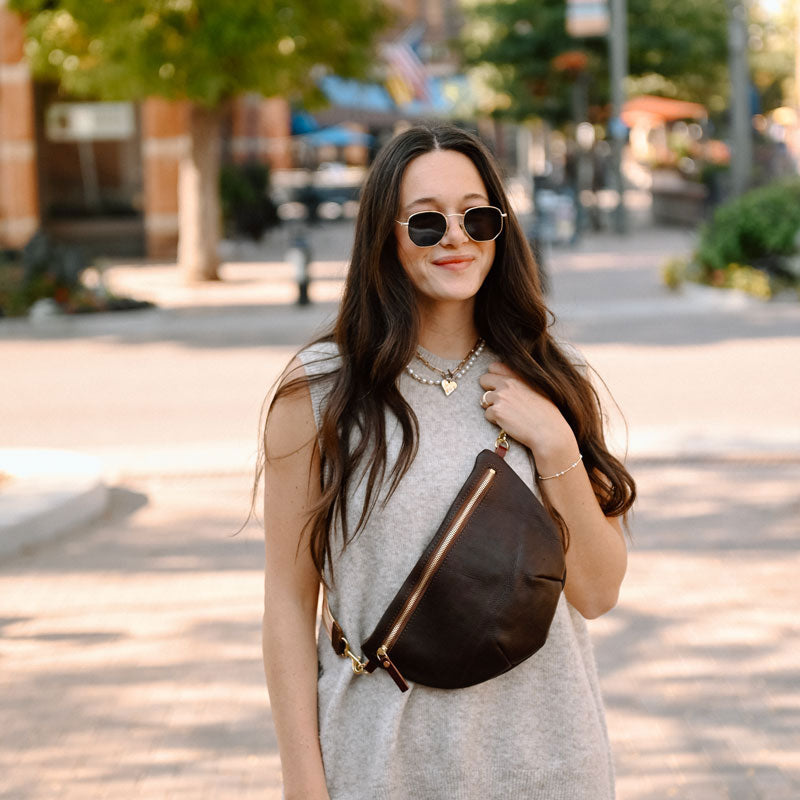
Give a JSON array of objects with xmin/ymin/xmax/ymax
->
[{"xmin": 440, "ymin": 213, "xmax": 469, "ymax": 245}]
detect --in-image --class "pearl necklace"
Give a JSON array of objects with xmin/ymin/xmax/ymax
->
[{"xmin": 404, "ymin": 338, "xmax": 485, "ymax": 396}]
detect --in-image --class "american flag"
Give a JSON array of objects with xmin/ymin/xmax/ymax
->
[{"xmin": 382, "ymin": 39, "xmax": 431, "ymax": 105}]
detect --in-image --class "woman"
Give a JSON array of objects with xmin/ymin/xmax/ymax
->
[{"xmin": 260, "ymin": 122, "xmax": 635, "ymax": 800}]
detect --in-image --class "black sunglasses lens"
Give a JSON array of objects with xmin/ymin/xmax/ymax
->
[
  {"xmin": 408, "ymin": 212, "xmax": 447, "ymax": 247},
  {"xmin": 464, "ymin": 207, "xmax": 502, "ymax": 241}
]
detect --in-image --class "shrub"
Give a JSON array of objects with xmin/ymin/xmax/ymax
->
[
  {"xmin": 664, "ymin": 178, "xmax": 800, "ymax": 300},
  {"xmin": 0, "ymin": 231, "xmax": 87, "ymax": 316},
  {"xmin": 661, "ymin": 256, "xmax": 688, "ymax": 291},
  {"xmin": 695, "ymin": 178, "xmax": 800, "ymax": 281},
  {"xmin": 0, "ymin": 231, "xmax": 153, "ymax": 317}
]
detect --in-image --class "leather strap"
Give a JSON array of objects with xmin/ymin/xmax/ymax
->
[{"xmin": 322, "ymin": 591, "xmax": 346, "ymax": 656}]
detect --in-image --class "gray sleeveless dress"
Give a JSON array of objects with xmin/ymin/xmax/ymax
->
[{"xmin": 297, "ymin": 341, "xmax": 615, "ymax": 800}]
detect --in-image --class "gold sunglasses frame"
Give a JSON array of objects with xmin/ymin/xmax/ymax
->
[{"xmin": 396, "ymin": 206, "xmax": 507, "ymax": 248}]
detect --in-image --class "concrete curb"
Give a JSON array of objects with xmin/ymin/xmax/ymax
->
[
  {"xmin": 621, "ymin": 427, "xmax": 800, "ymax": 463},
  {"xmin": 553, "ymin": 283, "xmax": 761, "ymax": 322},
  {"xmin": 0, "ymin": 450, "xmax": 108, "ymax": 560}
]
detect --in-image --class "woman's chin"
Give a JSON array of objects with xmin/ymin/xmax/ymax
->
[{"xmin": 418, "ymin": 278, "xmax": 484, "ymax": 305}]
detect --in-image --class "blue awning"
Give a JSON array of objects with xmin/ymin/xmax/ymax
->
[
  {"xmin": 318, "ymin": 76, "xmax": 396, "ymax": 113},
  {"xmin": 299, "ymin": 125, "xmax": 374, "ymax": 147},
  {"xmin": 290, "ymin": 111, "xmax": 319, "ymax": 135},
  {"xmin": 317, "ymin": 74, "xmax": 475, "ymax": 116}
]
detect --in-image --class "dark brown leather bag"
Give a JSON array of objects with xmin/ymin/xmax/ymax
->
[{"xmin": 324, "ymin": 436, "xmax": 567, "ymax": 692}]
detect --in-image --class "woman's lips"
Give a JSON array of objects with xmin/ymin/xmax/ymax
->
[{"xmin": 432, "ymin": 255, "xmax": 473, "ymax": 267}]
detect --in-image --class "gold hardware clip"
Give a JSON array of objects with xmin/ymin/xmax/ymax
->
[
  {"xmin": 338, "ymin": 637, "xmax": 368, "ymax": 675},
  {"xmin": 495, "ymin": 430, "xmax": 510, "ymax": 452}
]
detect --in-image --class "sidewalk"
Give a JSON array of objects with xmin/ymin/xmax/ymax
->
[{"xmin": 1, "ymin": 466, "xmax": 797, "ymax": 799}]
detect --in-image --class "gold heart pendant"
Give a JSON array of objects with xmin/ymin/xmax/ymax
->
[{"xmin": 441, "ymin": 379, "xmax": 457, "ymax": 396}]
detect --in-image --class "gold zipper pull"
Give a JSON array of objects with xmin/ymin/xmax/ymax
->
[{"xmin": 376, "ymin": 646, "xmax": 409, "ymax": 692}]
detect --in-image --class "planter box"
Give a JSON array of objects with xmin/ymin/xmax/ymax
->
[{"xmin": 651, "ymin": 169, "xmax": 708, "ymax": 227}]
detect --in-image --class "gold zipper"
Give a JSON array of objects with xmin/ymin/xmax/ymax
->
[{"xmin": 376, "ymin": 467, "xmax": 497, "ymax": 689}]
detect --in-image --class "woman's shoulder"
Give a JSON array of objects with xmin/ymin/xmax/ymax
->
[
  {"xmin": 265, "ymin": 357, "xmax": 318, "ymax": 457},
  {"xmin": 290, "ymin": 340, "xmax": 341, "ymax": 430},
  {"xmin": 297, "ymin": 339, "xmax": 341, "ymax": 378}
]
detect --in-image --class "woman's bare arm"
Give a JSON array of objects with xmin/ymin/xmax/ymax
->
[
  {"xmin": 262, "ymin": 359, "xmax": 330, "ymax": 799},
  {"xmin": 479, "ymin": 361, "xmax": 627, "ymax": 619},
  {"xmin": 531, "ymin": 458, "xmax": 627, "ymax": 619}
]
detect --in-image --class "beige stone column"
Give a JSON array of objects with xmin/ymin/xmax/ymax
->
[
  {"xmin": 140, "ymin": 98, "xmax": 188, "ymax": 259},
  {"xmin": 0, "ymin": 2, "xmax": 39, "ymax": 248}
]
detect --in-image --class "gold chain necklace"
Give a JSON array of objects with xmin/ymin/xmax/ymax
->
[{"xmin": 405, "ymin": 338, "xmax": 485, "ymax": 396}]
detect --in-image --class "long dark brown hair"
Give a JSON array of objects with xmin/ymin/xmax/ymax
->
[{"xmin": 256, "ymin": 121, "xmax": 635, "ymax": 582}]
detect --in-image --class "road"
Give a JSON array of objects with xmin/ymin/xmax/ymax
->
[{"xmin": 1, "ymin": 224, "xmax": 798, "ymax": 464}]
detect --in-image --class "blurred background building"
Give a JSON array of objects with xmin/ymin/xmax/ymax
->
[
  {"xmin": 1, "ymin": 0, "xmax": 798, "ymax": 262},
  {"xmin": 0, "ymin": 0, "xmax": 475, "ymax": 259}
]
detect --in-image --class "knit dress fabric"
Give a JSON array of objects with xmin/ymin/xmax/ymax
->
[{"xmin": 297, "ymin": 341, "xmax": 615, "ymax": 800}]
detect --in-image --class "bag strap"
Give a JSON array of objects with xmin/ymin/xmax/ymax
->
[
  {"xmin": 322, "ymin": 429, "xmax": 510, "ymax": 671},
  {"xmin": 322, "ymin": 590, "xmax": 369, "ymax": 674}
]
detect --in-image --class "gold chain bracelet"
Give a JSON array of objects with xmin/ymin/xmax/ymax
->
[{"xmin": 537, "ymin": 453, "xmax": 583, "ymax": 481}]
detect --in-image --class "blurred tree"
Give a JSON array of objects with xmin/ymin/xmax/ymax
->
[
  {"xmin": 749, "ymin": 0, "xmax": 797, "ymax": 113},
  {"xmin": 10, "ymin": 0, "xmax": 388, "ymax": 281},
  {"xmin": 462, "ymin": 0, "xmax": 729, "ymax": 123}
]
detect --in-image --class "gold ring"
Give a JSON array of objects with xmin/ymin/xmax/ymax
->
[{"xmin": 481, "ymin": 390, "xmax": 492, "ymax": 409}]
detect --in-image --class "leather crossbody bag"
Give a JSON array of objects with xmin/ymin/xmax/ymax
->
[{"xmin": 323, "ymin": 432, "xmax": 567, "ymax": 692}]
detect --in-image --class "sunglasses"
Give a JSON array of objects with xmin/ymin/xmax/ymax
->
[{"xmin": 396, "ymin": 205, "xmax": 507, "ymax": 248}]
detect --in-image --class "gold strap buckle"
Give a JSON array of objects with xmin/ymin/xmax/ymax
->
[
  {"xmin": 323, "ymin": 589, "xmax": 368, "ymax": 676},
  {"xmin": 339, "ymin": 637, "xmax": 367, "ymax": 674}
]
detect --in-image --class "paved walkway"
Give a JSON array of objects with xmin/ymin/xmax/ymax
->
[
  {"xmin": 1, "ymin": 464, "xmax": 797, "ymax": 799},
  {"xmin": 1, "ymin": 222, "xmax": 799, "ymax": 798}
]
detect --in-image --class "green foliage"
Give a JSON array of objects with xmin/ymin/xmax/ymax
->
[
  {"xmin": 10, "ymin": 0, "xmax": 389, "ymax": 107},
  {"xmin": 724, "ymin": 264, "xmax": 772, "ymax": 299},
  {"xmin": 0, "ymin": 260, "xmax": 29, "ymax": 316},
  {"xmin": 0, "ymin": 231, "xmax": 86, "ymax": 315},
  {"xmin": 220, "ymin": 161, "xmax": 278, "ymax": 240},
  {"xmin": 663, "ymin": 179, "xmax": 800, "ymax": 300},
  {"xmin": 0, "ymin": 232, "xmax": 152, "ymax": 316},
  {"xmin": 695, "ymin": 179, "xmax": 800, "ymax": 275},
  {"xmin": 462, "ymin": 0, "xmax": 729, "ymax": 122},
  {"xmin": 661, "ymin": 256, "xmax": 688, "ymax": 291}
]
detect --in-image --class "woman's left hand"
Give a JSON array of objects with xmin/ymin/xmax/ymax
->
[
  {"xmin": 478, "ymin": 362, "xmax": 577, "ymax": 467},
  {"xmin": 481, "ymin": 363, "xmax": 628, "ymax": 620}
]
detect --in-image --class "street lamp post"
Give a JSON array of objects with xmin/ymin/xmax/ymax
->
[
  {"xmin": 608, "ymin": 0, "xmax": 629, "ymax": 233},
  {"xmin": 728, "ymin": 0, "xmax": 752, "ymax": 197}
]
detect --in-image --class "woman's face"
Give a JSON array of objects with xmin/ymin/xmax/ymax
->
[{"xmin": 395, "ymin": 149, "xmax": 496, "ymax": 308}]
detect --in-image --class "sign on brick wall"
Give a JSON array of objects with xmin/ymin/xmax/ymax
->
[
  {"xmin": 566, "ymin": 0, "xmax": 610, "ymax": 37},
  {"xmin": 45, "ymin": 103, "xmax": 135, "ymax": 142}
]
